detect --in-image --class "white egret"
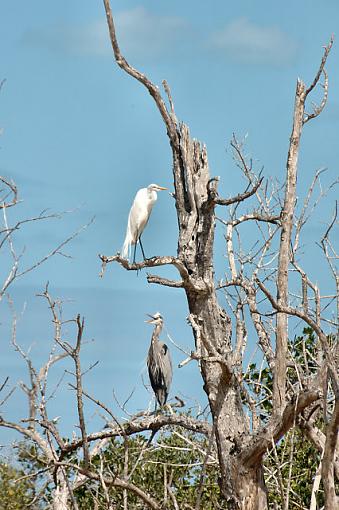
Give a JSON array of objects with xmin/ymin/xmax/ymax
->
[
  {"xmin": 146, "ymin": 313, "xmax": 172, "ymax": 407},
  {"xmin": 122, "ymin": 183, "xmax": 167, "ymax": 263}
]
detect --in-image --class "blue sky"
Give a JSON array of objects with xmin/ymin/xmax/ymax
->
[{"xmin": 0, "ymin": 1, "xmax": 338, "ymax": 442}]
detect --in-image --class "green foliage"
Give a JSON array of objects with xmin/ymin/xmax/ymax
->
[
  {"xmin": 0, "ymin": 460, "xmax": 39, "ymax": 510},
  {"xmin": 244, "ymin": 327, "xmax": 319, "ymax": 420},
  {"xmin": 244, "ymin": 362, "xmax": 273, "ymax": 418},
  {"xmin": 5, "ymin": 428, "xmax": 225, "ymax": 509},
  {"xmin": 75, "ymin": 428, "xmax": 226, "ymax": 509},
  {"xmin": 265, "ymin": 429, "xmax": 322, "ymax": 509},
  {"xmin": 245, "ymin": 328, "xmax": 330, "ymax": 509}
]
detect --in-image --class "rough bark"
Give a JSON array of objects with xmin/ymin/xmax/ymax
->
[
  {"xmin": 274, "ymin": 79, "xmax": 306, "ymax": 412},
  {"xmin": 322, "ymin": 399, "xmax": 339, "ymax": 509},
  {"xmin": 157, "ymin": 121, "xmax": 266, "ymax": 508},
  {"xmin": 53, "ymin": 472, "xmax": 69, "ymax": 510}
]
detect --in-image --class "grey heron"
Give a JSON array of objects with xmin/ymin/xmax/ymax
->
[
  {"xmin": 146, "ymin": 312, "xmax": 172, "ymax": 407},
  {"xmin": 122, "ymin": 184, "xmax": 167, "ymax": 263}
]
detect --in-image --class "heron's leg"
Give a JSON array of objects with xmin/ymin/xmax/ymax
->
[
  {"xmin": 166, "ymin": 403, "xmax": 173, "ymax": 415},
  {"xmin": 139, "ymin": 236, "xmax": 147, "ymax": 260}
]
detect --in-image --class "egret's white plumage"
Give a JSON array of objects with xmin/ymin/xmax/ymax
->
[{"xmin": 122, "ymin": 183, "xmax": 167, "ymax": 262}]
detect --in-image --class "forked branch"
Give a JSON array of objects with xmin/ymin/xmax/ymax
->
[
  {"xmin": 213, "ymin": 177, "xmax": 264, "ymax": 206},
  {"xmin": 0, "ymin": 176, "xmax": 18, "ymax": 209},
  {"xmin": 305, "ymin": 37, "xmax": 334, "ymax": 96},
  {"xmin": 99, "ymin": 253, "xmax": 209, "ymax": 293}
]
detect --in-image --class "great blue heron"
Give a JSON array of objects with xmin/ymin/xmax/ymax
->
[
  {"xmin": 146, "ymin": 312, "xmax": 172, "ymax": 407},
  {"xmin": 122, "ymin": 184, "xmax": 167, "ymax": 263}
]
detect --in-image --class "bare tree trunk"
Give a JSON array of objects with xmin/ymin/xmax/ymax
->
[
  {"xmin": 322, "ymin": 400, "xmax": 339, "ymax": 510},
  {"xmin": 274, "ymin": 79, "xmax": 306, "ymax": 412},
  {"xmin": 173, "ymin": 124, "xmax": 267, "ymax": 508},
  {"xmin": 53, "ymin": 472, "xmax": 69, "ymax": 510}
]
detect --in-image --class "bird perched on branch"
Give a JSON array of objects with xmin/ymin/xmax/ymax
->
[
  {"xmin": 146, "ymin": 312, "xmax": 172, "ymax": 407},
  {"xmin": 122, "ymin": 183, "xmax": 167, "ymax": 263}
]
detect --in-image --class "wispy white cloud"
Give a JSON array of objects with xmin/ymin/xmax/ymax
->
[
  {"xmin": 209, "ymin": 18, "xmax": 298, "ymax": 65},
  {"xmin": 21, "ymin": 7, "xmax": 187, "ymax": 59},
  {"xmin": 22, "ymin": 20, "xmax": 109, "ymax": 56},
  {"xmin": 114, "ymin": 7, "xmax": 187, "ymax": 58},
  {"xmin": 21, "ymin": 12, "xmax": 297, "ymax": 66}
]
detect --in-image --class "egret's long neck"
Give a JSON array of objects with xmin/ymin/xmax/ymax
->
[
  {"xmin": 148, "ymin": 189, "xmax": 157, "ymax": 202},
  {"xmin": 152, "ymin": 322, "xmax": 163, "ymax": 342}
]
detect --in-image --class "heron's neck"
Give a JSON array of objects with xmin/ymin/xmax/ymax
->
[{"xmin": 152, "ymin": 323, "xmax": 163, "ymax": 341}]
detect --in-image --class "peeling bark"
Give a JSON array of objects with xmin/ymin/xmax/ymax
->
[
  {"xmin": 53, "ymin": 473, "xmax": 69, "ymax": 510},
  {"xmin": 171, "ymin": 123, "xmax": 266, "ymax": 508},
  {"xmin": 274, "ymin": 79, "xmax": 306, "ymax": 412}
]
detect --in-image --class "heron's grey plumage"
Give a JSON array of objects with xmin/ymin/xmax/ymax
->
[{"xmin": 146, "ymin": 313, "xmax": 172, "ymax": 406}]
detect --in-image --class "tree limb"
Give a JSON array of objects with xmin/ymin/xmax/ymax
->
[
  {"xmin": 60, "ymin": 413, "xmax": 211, "ymax": 458},
  {"xmin": 147, "ymin": 274, "xmax": 184, "ymax": 288},
  {"xmin": 59, "ymin": 461, "xmax": 162, "ymax": 510},
  {"xmin": 99, "ymin": 253, "xmax": 208, "ymax": 293},
  {"xmin": 213, "ymin": 177, "xmax": 263, "ymax": 206},
  {"xmin": 322, "ymin": 399, "xmax": 339, "ymax": 509},
  {"xmin": 240, "ymin": 389, "xmax": 321, "ymax": 467},
  {"xmin": 305, "ymin": 37, "xmax": 334, "ymax": 96},
  {"xmin": 102, "ymin": 0, "xmax": 178, "ymax": 149},
  {"xmin": 0, "ymin": 176, "xmax": 18, "ymax": 209}
]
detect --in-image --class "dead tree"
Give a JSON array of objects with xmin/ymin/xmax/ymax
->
[{"xmin": 100, "ymin": 2, "xmax": 338, "ymax": 508}]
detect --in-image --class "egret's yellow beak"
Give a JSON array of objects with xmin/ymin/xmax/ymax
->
[{"xmin": 157, "ymin": 186, "xmax": 167, "ymax": 191}]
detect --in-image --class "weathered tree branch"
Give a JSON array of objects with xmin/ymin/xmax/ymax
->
[
  {"xmin": 73, "ymin": 315, "xmax": 90, "ymax": 467},
  {"xmin": 102, "ymin": 0, "xmax": 178, "ymax": 150},
  {"xmin": 58, "ymin": 461, "xmax": 162, "ymax": 510},
  {"xmin": 256, "ymin": 278, "xmax": 339, "ymax": 393},
  {"xmin": 304, "ymin": 69, "xmax": 329, "ymax": 124},
  {"xmin": 60, "ymin": 413, "xmax": 211, "ymax": 459},
  {"xmin": 146, "ymin": 274, "xmax": 184, "ymax": 288},
  {"xmin": 213, "ymin": 177, "xmax": 264, "ymax": 206},
  {"xmin": 322, "ymin": 399, "xmax": 339, "ymax": 509},
  {"xmin": 274, "ymin": 78, "xmax": 306, "ymax": 412},
  {"xmin": 99, "ymin": 253, "xmax": 209, "ymax": 293},
  {"xmin": 0, "ymin": 418, "xmax": 55, "ymax": 462},
  {"xmin": 305, "ymin": 37, "xmax": 333, "ymax": 96},
  {"xmin": 298, "ymin": 415, "xmax": 339, "ymax": 480},
  {"xmin": 217, "ymin": 277, "xmax": 275, "ymax": 368},
  {"xmin": 0, "ymin": 176, "xmax": 19, "ymax": 209},
  {"xmin": 240, "ymin": 389, "xmax": 321, "ymax": 467}
]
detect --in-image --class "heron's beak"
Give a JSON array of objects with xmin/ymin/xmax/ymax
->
[
  {"xmin": 145, "ymin": 313, "xmax": 155, "ymax": 323},
  {"xmin": 156, "ymin": 185, "xmax": 167, "ymax": 191}
]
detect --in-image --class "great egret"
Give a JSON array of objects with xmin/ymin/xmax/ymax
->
[
  {"xmin": 122, "ymin": 184, "xmax": 167, "ymax": 263},
  {"xmin": 146, "ymin": 312, "xmax": 172, "ymax": 407}
]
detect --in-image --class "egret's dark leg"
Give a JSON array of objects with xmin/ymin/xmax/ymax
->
[
  {"xmin": 133, "ymin": 242, "xmax": 137, "ymax": 264},
  {"xmin": 139, "ymin": 236, "xmax": 147, "ymax": 260}
]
